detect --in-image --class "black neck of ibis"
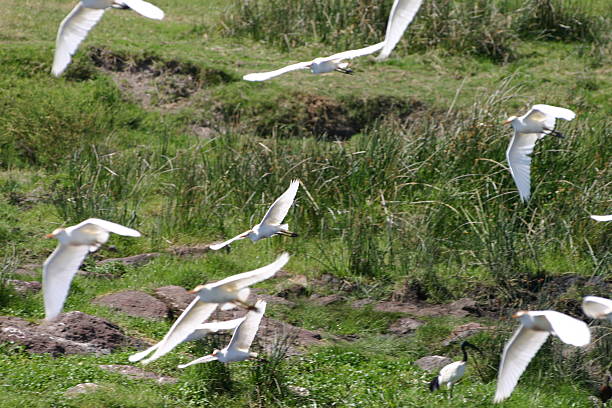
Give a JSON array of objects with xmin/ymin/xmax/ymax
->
[{"xmin": 460, "ymin": 341, "xmax": 481, "ymax": 362}]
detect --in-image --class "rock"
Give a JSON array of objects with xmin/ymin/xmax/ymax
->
[
  {"xmin": 441, "ymin": 322, "xmax": 491, "ymax": 346},
  {"xmin": 371, "ymin": 298, "xmax": 478, "ymax": 318},
  {"xmin": 249, "ymin": 289, "xmax": 296, "ymax": 307},
  {"xmin": 0, "ymin": 312, "xmax": 142, "ymax": 355},
  {"xmin": 351, "ymin": 299, "xmax": 374, "ymax": 308},
  {"xmin": 11, "ymin": 264, "xmax": 39, "ymax": 278},
  {"xmin": 168, "ymin": 245, "xmax": 211, "ymax": 257},
  {"xmin": 388, "ymin": 317, "xmax": 424, "ymax": 335},
  {"xmin": 415, "ymin": 355, "xmax": 453, "ymax": 372},
  {"xmin": 93, "ymin": 291, "xmax": 169, "ymax": 319},
  {"xmin": 98, "ymin": 364, "xmax": 177, "ymax": 384},
  {"xmin": 288, "ymin": 385, "xmax": 310, "ymax": 397},
  {"xmin": 276, "ymin": 283, "xmax": 308, "ymax": 299},
  {"xmin": 98, "ymin": 253, "xmax": 160, "ymax": 267},
  {"xmin": 65, "ymin": 383, "xmax": 102, "ymax": 396},
  {"xmin": 154, "ymin": 286, "xmax": 196, "ymax": 314},
  {"xmin": 191, "ymin": 126, "xmax": 217, "ymax": 140},
  {"xmin": 6, "ymin": 279, "xmax": 41, "ymax": 295},
  {"xmin": 309, "ymin": 294, "xmax": 345, "ymax": 306}
]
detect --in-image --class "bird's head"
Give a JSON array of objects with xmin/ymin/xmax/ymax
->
[
  {"xmin": 188, "ymin": 284, "xmax": 207, "ymax": 295},
  {"xmin": 503, "ymin": 116, "xmax": 517, "ymax": 125},
  {"xmin": 45, "ymin": 228, "xmax": 65, "ymax": 239},
  {"xmin": 512, "ymin": 310, "xmax": 529, "ymax": 318}
]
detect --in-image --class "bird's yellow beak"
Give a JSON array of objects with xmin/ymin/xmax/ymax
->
[
  {"xmin": 45, "ymin": 233, "xmax": 54, "ymax": 239},
  {"xmin": 187, "ymin": 289, "xmax": 197, "ymax": 294},
  {"xmin": 502, "ymin": 119, "xmax": 512, "ymax": 125}
]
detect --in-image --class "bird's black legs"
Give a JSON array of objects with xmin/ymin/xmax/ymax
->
[
  {"xmin": 335, "ymin": 67, "xmax": 353, "ymax": 75},
  {"xmin": 277, "ymin": 230, "xmax": 298, "ymax": 237},
  {"xmin": 545, "ymin": 126, "xmax": 565, "ymax": 138}
]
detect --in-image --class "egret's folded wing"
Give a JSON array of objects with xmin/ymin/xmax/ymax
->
[
  {"xmin": 128, "ymin": 343, "xmax": 160, "ymax": 362},
  {"xmin": 377, "ymin": 0, "xmax": 424, "ymax": 60},
  {"xmin": 122, "ymin": 0, "xmax": 164, "ymax": 19},
  {"xmin": 178, "ymin": 354, "xmax": 218, "ymax": 368},
  {"xmin": 582, "ymin": 296, "xmax": 612, "ymax": 321},
  {"xmin": 260, "ymin": 180, "xmax": 299, "ymax": 226},
  {"xmin": 590, "ymin": 215, "xmax": 612, "ymax": 222},
  {"xmin": 141, "ymin": 299, "xmax": 218, "ymax": 364},
  {"xmin": 494, "ymin": 326, "xmax": 549, "ymax": 403},
  {"xmin": 52, "ymin": 4, "xmax": 105, "ymax": 77},
  {"xmin": 243, "ymin": 61, "xmax": 312, "ymax": 82},
  {"xmin": 227, "ymin": 300, "xmax": 266, "ymax": 352},
  {"xmin": 324, "ymin": 42, "xmax": 385, "ymax": 62},
  {"xmin": 506, "ymin": 131, "xmax": 540, "ymax": 202},
  {"xmin": 530, "ymin": 104, "xmax": 575, "ymax": 121},
  {"xmin": 209, "ymin": 231, "xmax": 250, "ymax": 250},
  {"xmin": 74, "ymin": 218, "xmax": 141, "ymax": 237},
  {"xmin": 208, "ymin": 252, "xmax": 289, "ymax": 291},
  {"xmin": 538, "ymin": 311, "xmax": 590, "ymax": 346},
  {"xmin": 43, "ymin": 244, "xmax": 91, "ymax": 320}
]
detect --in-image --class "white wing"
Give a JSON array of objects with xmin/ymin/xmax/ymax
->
[
  {"xmin": 52, "ymin": 3, "xmax": 105, "ymax": 77},
  {"xmin": 122, "ymin": 0, "xmax": 164, "ymax": 20},
  {"xmin": 227, "ymin": 300, "xmax": 266, "ymax": 352},
  {"xmin": 141, "ymin": 299, "xmax": 218, "ymax": 364},
  {"xmin": 178, "ymin": 354, "xmax": 218, "ymax": 369},
  {"xmin": 377, "ymin": 0, "xmax": 424, "ymax": 60},
  {"xmin": 73, "ymin": 218, "xmax": 141, "ymax": 237},
  {"xmin": 208, "ymin": 231, "xmax": 250, "ymax": 251},
  {"xmin": 260, "ymin": 180, "xmax": 300, "ymax": 226},
  {"xmin": 128, "ymin": 343, "xmax": 159, "ymax": 362},
  {"xmin": 590, "ymin": 215, "xmax": 612, "ymax": 222},
  {"xmin": 207, "ymin": 252, "xmax": 289, "ymax": 291},
  {"xmin": 323, "ymin": 42, "xmax": 386, "ymax": 62},
  {"xmin": 529, "ymin": 104, "xmax": 576, "ymax": 121},
  {"xmin": 582, "ymin": 296, "xmax": 612, "ymax": 322},
  {"xmin": 494, "ymin": 325, "xmax": 550, "ymax": 403},
  {"xmin": 538, "ymin": 311, "xmax": 590, "ymax": 346},
  {"xmin": 243, "ymin": 61, "xmax": 312, "ymax": 82},
  {"xmin": 506, "ymin": 131, "xmax": 541, "ymax": 202},
  {"xmin": 43, "ymin": 243, "xmax": 91, "ymax": 320},
  {"xmin": 186, "ymin": 318, "xmax": 246, "ymax": 342}
]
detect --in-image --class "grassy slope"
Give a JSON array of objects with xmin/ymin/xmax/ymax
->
[{"xmin": 0, "ymin": 0, "xmax": 610, "ymax": 406}]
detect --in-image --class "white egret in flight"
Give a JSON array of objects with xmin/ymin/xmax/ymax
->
[
  {"xmin": 43, "ymin": 218, "xmax": 141, "ymax": 320},
  {"xmin": 503, "ymin": 104, "xmax": 575, "ymax": 202},
  {"xmin": 494, "ymin": 310, "xmax": 590, "ymax": 403},
  {"xmin": 209, "ymin": 181, "xmax": 299, "ymax": 250},
  {"xmin": 179, "ymin": 300, "xmax": 267, "ymax": 367},
  {"xmin": 243, "ymin": 43, "xmax": 384, "ymax": 81},
  {"xmin": 52, "ymin": 0, "xmax": 164, "ymax": 77}
]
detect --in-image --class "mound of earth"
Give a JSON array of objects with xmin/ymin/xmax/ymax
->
[{"xmin": 0, "ymin": 312, "xmax": 143, "ymax": 355}]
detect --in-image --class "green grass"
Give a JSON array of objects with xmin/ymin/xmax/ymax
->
[{"xmin": 0, "ymin": 0, "xmax": 610, "ymax": 406}]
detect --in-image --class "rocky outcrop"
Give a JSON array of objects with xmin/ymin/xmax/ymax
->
[
  {"xmin": 0, "ymin": 312, "xmax": 143, "ymax": 355},
  {"xmin": 415, "ymin": 355, "xmax": 453, "ymax": 372},
  {"xmin": 98, "ymin": 364, "xmax": 177, "ymax": 384},
  {"xmin": 93, "ymin": 291, "xmax": 169, "ymax": 319}
]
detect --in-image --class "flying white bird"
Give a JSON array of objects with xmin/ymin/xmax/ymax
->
[
  {"xmin": 243, "ymin": 43, "xmax": 385, "ymax": 82},
  {"xmin": 43, "ymin": 218, "xmax": 141, "ymax": 320},
  {"xmin": 137, "ymin": 254, "xmax": 286, "ymax": 364},
  {"xmin": 429, "ymin": 341, "xmax": 482, "ymax": 398},
  {"xmin": 494, "ymin": 310, "xmax": 591, "ymax": 403},
  {"xmin": 179, "ymin": 300, "xmax": 267, "ymax": 367},
  {"xmin": 582, "ymin": 296, "xmax": 612, "ymax": 322},
  {"xmin": 138, "ymin": 299, "xmax": 219, "ymax": 365},
  {"xmin": 129, "ymin": 317, "xmax": 243, "ymax": 363},
  {"xmin": 377, "ymin": 0, "xmax": 424, "ymax": 60},
  {"xmin": 209, "ymin": 181, "xmax": 300, "ymax": 250},
  {"xmin": 590, "ymin": 215, "xmax": 612, "ymax": 222},
  {"xmin": 503, "ymin": 104, "xmax": 576, "ymax": 202},
  {"xmin": 189, "ymin": 252, "xmax": 289, "ymax": 310},
  {"xmin": 52, "ymin": 0, "xmax": 164, "ymax": 77}
]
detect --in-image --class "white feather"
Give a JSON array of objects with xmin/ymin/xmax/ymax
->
[{"xmin": 377, "ymin": 0, "xmax": 424, "ymax": 60}]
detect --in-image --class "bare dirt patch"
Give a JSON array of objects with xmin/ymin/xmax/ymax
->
[{"xmin": 88, "ymin": 47, "xmax": 234, "ymax": 111}]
